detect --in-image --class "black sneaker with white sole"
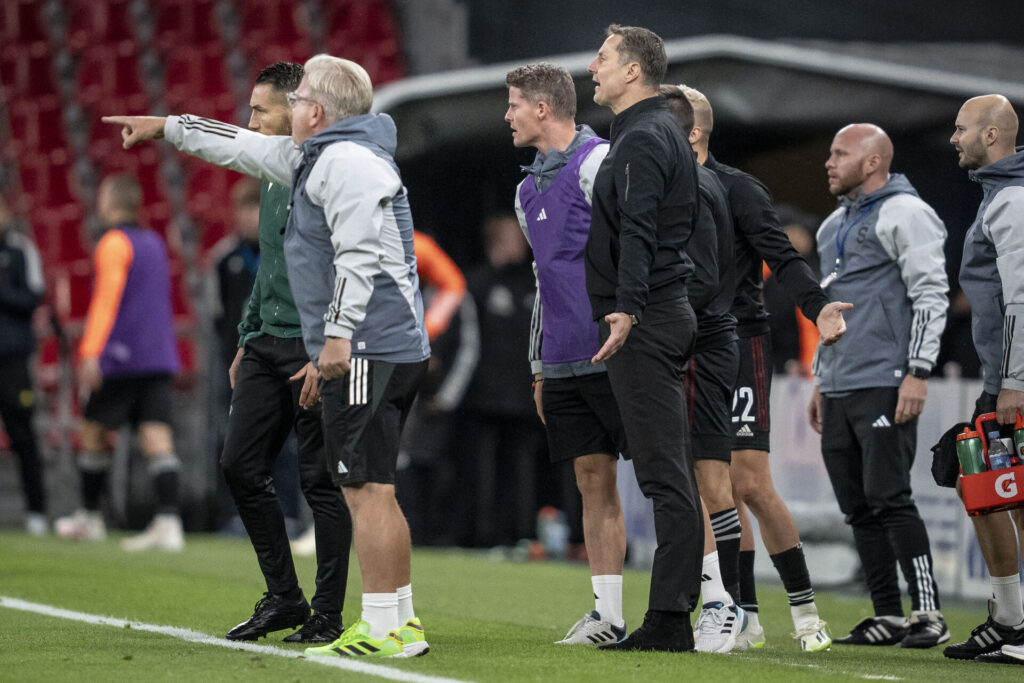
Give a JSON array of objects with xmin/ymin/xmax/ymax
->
[
  {"xmin": 833, "ymin": 616, "xmax": 908, "ymax": 646},
  {"xmin": 901, "ymin": 611, "xmax": 950, "ymax": 648},
  {"xmin": 944, "ymin": 600, "xmax": 1024, "ymax": 660}
]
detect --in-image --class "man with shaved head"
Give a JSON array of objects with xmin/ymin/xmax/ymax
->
[
  {"xmin": 809, "ymin": 124, "xmax": 950, "ymax": 648},
  {"xmin": 947, "ymin": 94, "xmax": 1024, "ymax": 664}
]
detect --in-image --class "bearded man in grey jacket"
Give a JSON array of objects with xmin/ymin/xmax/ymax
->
[
  {"xmin": 807, "ymin": 124, "xmax": 950, "ymax": 649},
  {"xmin": 104, "ymin": 54, "xmax": 431, "ymax": 659}
]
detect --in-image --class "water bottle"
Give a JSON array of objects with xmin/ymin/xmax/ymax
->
[
  {"xmin": 956, "ymin": 427, "xmax": 987, "ymax": 474},
  {"xmin": 1013, "ymin": 415, "xmax": 1024, "ymax": 466},
  {"xmin": 536, "ymin": 506, "xmax": 569, "ymax": 559},
  {"xmin": 987, "ymin": 431, "xmax": 1012, "ymax": 471}
]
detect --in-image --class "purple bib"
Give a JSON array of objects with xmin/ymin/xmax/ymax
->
[{"xmin": 519, "ymin": 138, "xmax": 605, "ymax": 365}]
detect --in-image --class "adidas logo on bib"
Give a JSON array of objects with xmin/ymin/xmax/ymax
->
[{"xmin": 736, "ymin": 424, "xmax": 753, "ymax": 437}]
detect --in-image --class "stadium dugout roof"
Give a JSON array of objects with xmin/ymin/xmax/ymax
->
[{"xmin": 373, "ymin": 34, "xmax": 1024, "ymax": 163}]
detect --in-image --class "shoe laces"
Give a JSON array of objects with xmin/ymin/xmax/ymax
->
[
  {"xmin": 562, "ymin": 613, "xmax": 596, "ymax": 639},
  {"xmin": 696, "ymin": 606, "xmax": 728, "ymax": 635},
  {"xmin": 252, "ymin": 592, "xmax": 277, "ymax": 614}
]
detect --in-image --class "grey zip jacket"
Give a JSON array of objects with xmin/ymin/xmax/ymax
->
[
  {"xmin": 164, "ymin": 113, "xmax": 429, "ymax": 364},
  {"xmin": 814, "ymin": 173, "xmax": 948, "ymax": 393},
  {"xmin": 959, "ymin": 147, "xmax": 1024, "ymax": 395}
]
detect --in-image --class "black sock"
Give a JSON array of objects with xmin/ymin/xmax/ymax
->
[
  {"xmin": 709, "ymin": 507, "xmax": 742, "ymax": 603},
  {"xmin": 78, "ymin": 455, "xmax": 109, "ymax": 511},
  {"xmin": 152, "ymin": 470, "xmax": 179, "ymax": 515},
  {"xmin": 770, "ymin": 543, "xmax": 814, "ymax": 606},
  {"xmin": 738, "ymin": 550, "xmax": 758, "ymax": 613}
]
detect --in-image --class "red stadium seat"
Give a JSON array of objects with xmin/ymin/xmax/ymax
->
[
  {"xmin": 75, "ymin": 41, "xmax": 145, "ymax": 107},
  {"xmin": 153, "ymin": 0, "xmax": 221, "ymax": 54},
  {"xmin": 1, "ymin": 0, "xmax": 49, "ymax": 44},
  {"xmin": 0, "ymin": 41, "xmax": 57, "ymax": 97},
  {"xmin": 67, "ymin": 0, "xmax": 138, "ymax": 52},
  {"xmin": 239, "ymin": 0, "xmax": 304, "ymax": 46}
]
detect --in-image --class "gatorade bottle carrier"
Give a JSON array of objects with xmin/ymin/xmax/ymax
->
[{"xmin": 960, "ymin": 412, "xmax": 1024, "ymax": 516}]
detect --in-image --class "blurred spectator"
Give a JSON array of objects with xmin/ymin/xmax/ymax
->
[
  {"xmin": 457, "ymin": 214, "xmax": 556, "ymax": 547},
  {"xmin": 209, "ymin": 176, "xmax": 304, "ymax": 536},
  {"xmin": 763, "ymin": 206, "xmax": 821, "ymax": 377},
  {"xmin": 213, "ymin": 178, "xmax": 261, "ymax": 375},
  {"xmin": 398, "ymin": 232, "xmax": 476, "ymax": 545},
  {"xmin": 55, "ymin": 174, "xmax": 185, "ymax": 551},
  {"xmin": 935, "ymin": 288, "xmax": 981, "ymax": 378},
  {"xmin": 0, "ymin": 195, "xmax": 49, "ymax": 535}
]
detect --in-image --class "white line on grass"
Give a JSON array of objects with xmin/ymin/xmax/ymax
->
[
  {"xmin": 0, "ymin": 596, "xmax": 471, "ymax": 683},
  {"xmin": 769, "ymin": 660, "xmax": 901, "ymax": 681}
]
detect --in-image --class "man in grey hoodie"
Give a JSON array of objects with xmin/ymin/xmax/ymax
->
[
  {"xmin": 945, "ymin": 94, "xmax": 1024, "ymax": 665},
  {"xmin": 808, "ymin": 124, "xmax": 950, "ymax": 649},
  {"xmin": 104, "ymin": 54, "xmax": 431, "ymax": 660}
]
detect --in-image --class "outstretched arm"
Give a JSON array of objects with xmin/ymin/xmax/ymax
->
[{"xmin": 102, "ymin": 115, "xmax": 300, "ymax": 187}]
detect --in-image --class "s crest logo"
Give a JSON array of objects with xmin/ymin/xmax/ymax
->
[{"xmin": 995, "ymin": 472, "xmax": 1018, "ymax": 499}]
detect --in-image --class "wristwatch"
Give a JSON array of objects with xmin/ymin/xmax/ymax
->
[
  {"xmin": 908, "ymin": 365, "xmax": 930, "ymax": 380},
  {"xmin": 629, "ymin": 314, "xmax": 639, "ymax": 327}
]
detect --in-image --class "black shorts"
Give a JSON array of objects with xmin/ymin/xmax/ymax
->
[
  {"xmin": 731, "ymin": 333, "xmax": 772, "ymax": 452},
  {"xmin": 542, "ymin": 372, "xmax": 628, "ymax": 463},
  {"xmin": 83, "ymin": 373, "xmax": 174, "ymax": 429},
  {"xmin": 319, "ymin": 357, "xmax": 427, "ymax": 486},
  {"xmin": 687, "ymin": 339, "xmax": 739, "ymax": 462}
]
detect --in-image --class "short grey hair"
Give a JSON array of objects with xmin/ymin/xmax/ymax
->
[{"xmin": 302, "ymin": 54, "xmax": 373, "ymax": 123}]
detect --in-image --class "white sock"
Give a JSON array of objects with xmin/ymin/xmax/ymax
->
[
  {"xmin": 592, "ymin": 575, "xmax": 624, "ymax": 627},
  {"xmin": 791, "ymin": 601, "xmax": 821, "ymax": 630},
  {"xmin": 878, "ymin": 614, "xmax": 909, "ymax": 627},
  {"xmin": 397, "ymin": 584, "xmax": 415, "ymax": 624},
  {"xmin": 700, "ymin": 551, "xmax": 733, "ymax": 607},
  {"xmin": 746, "ymin": 611, "xmax": 761, "ymax": 632},
  {"xmin": 361, "ymin": 593, "xmax": 399, "ymax": 639},
  {"xmin": 992, "ymin": 573, "xmax": 1024, "ymax": 627}
]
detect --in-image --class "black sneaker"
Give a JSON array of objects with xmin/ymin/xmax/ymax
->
[
  {"xmin": 282, "ymin": 612, "xmax": 343, "ymax": 643},
  {"xmin": 944, "ymin": 600, "xmax": 1024, "ymax": 660},
  {"xmin": 901, "ymin": 611, "xmax": 950, "ymax": 648},
  {"xmin": 225, "ymin": 591, "xmax": 311, "ymax": 641},
  {"xmin": 600, "ymin": 610, "xmax": 694, "ymax": 652},
  {"xmin": 834, "ymin": 616, "xmax": 909, "ymax": 646}
]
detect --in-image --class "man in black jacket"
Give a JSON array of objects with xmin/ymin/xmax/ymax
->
[
  {"xmin": 584, "ymin": 24, "xmax": 701, "ymax": 652},
  {"xmin": 0, "ymin": 196, "xmax": 48, "ymax": 535}
]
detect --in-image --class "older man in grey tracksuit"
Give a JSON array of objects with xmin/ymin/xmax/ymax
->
[
  {"xmin": 104, "ymin": 54, "xmax": 431, "ymax": 659},
  {"xmin": 808, "ymin": 124, "xmax": 950, "ymax": 649}
]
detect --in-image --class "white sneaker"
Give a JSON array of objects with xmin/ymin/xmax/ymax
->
[
  {"xmin": 55, "ymin": 510, "xmax": 106, "ymax": 541},
  {"xmin": 25, "ymin": 512, "xmax": 48, "ymax": 536},
  {"xmin": 695, "ymin": 602, "xmax": 746, "ymax": 653},
  {"xmin": 735, "ymin": 611, "xmax": 766, "ymax": 650},
  {"xmin": 291, "ymin": 526, "xmax": 316, "ymax": 558},
  {"xmin": 554, "ymin": 611, "xmax": 626, "ymax": 646},
  {"xmin": 793, "ymin": 618, "xmax": 832, "ymax": 652},
  {"xmin": 121, "ymin": 514, "xmax": 185, "ymax": 552}
]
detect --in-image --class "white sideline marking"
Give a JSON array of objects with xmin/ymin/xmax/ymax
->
[
  {"xmin": 0, "ymin": 596, "xmax": 469, "ymax": 683},
  {"xmin": 770, "ymin": 660, "xmax": 902, "ymax": 681}
]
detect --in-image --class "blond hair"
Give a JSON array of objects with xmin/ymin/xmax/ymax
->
[
  {"xmin": 302, "ymin": 54, "xmax": 373, "ymax": 123},
  {"xmin": 680, "ymin": 85, "xmax": 713, "ymax": 137}
]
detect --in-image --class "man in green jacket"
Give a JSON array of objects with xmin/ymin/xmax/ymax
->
[{"xmin": 220, "ymin": 62, "xmax": 352, "ymax": 644}]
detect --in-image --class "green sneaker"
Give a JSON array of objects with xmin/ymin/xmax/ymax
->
[
  {"xmin": 303, "ymin": 620, "xmax": 403, "ymax": 658},
  {"xmin": 394, "ymin": 618, "xmax": 430, "ymax": 658}
]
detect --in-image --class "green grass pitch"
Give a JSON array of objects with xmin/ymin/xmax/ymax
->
[{"xmin": 0, "ymin": 531, "xmax": 1020, "ymax": 681}]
